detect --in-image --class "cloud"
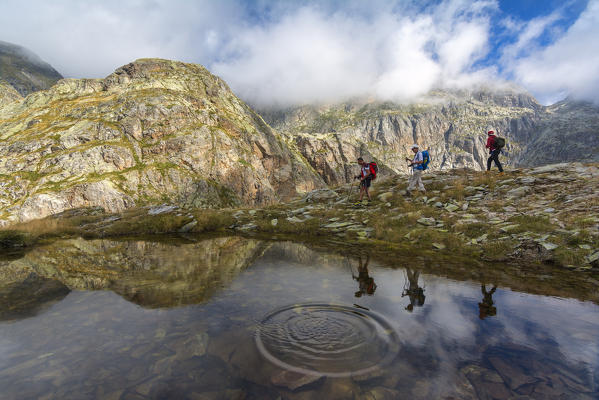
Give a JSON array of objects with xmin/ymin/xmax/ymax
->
[
  {"xmin": 213, "ymin": 1, "xmax": 499, "ymax": 106},
  {"xmin": 509, "ymin": 0, "xmax": 599, "ymax": 104},
  {"xmin": 0, "ymin": 0, "xmax": 597, "ymax": 105}
]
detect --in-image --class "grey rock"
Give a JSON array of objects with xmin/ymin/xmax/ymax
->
[
  {"xmin": 506, "ymin": 185, "xmax": 531, "ymax": 198},
  {"xmin": 417, "ymin": 217, "xmax": 436, "ymax": 226},
  {"xmin": 271, "ymin": 370, "xmax": 324, "ymax": 391},
  {"xmin": 148, "ymin": 205, "xmax": 177, "ymax": 215},
  {"xmin": 178, "ymin": 220, "xmax": 198, "ymax": 233}
]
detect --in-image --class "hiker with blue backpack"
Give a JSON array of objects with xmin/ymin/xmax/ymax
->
[{"xmin": 405, "ymin": 144, "xmax": 429, "ymax": 194}]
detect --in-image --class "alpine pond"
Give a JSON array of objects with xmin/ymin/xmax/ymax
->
[{"xmin": 0, "ymin": 236, "xmax": 597, "ymax": 399}]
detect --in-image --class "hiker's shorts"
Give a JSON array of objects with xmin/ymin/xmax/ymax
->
[{"xmin": 361, "ymin": 177, "xmax": 372, "ymax": 188}]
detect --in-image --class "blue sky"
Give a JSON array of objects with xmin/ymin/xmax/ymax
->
[{"xmin": 0, "ymin": 0, "xmax": 597, "ymax": 106}]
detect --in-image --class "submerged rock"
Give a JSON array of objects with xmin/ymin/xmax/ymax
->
[{"xmin": 271, "ymin": 370, "xmax": 324, "ymax": 391}]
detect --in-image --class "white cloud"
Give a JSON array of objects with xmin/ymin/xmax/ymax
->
[
  {"xmin": 213, "ymin": 1, "xmax": 498, "ymax": 106},
  {"xmin": 510, "ymin": 0, "xmax": 599, "ymax": 104},
  {"xmin": 0, "ymin": 0, "xmax": 597, "ymax": 105}
]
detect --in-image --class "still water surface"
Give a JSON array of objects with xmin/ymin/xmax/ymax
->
[{"xmin": 0, "ymin": 236, "xmax": 597, "ymax": 399}]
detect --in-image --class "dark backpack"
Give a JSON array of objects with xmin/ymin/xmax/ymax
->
[
  {"xmin": 494, "ymin": 137, "xmax": 506, "ymax": 149},
  {"xmin": 368, "ymin": 162, "xmax": 378, "ymax": 179},
  {"xmin": 421, "ymin": 150, "xmax": 430, "ymax": 171}
]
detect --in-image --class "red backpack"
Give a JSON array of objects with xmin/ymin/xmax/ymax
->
[{"xmin": 368, "ymin": 162, "xmax": 378, "ymax": 180}]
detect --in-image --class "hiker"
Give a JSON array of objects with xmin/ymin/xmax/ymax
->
[
  {"xmin": 405, "ymin": 144, "xmax": 426, "ymax": 193},
  {"xmin": 478, "ymin": 284, "xmax": 497, "ymax": 319},
  {"xmin": 352, "ymin": 254, "xmax": 376, "ymax": 297},
  {"xmin": 355, "ymin": 157, "xmax": 372, "ymax": 204},
  {"xmin": 485, "ymin": 129, "xmax": 504, "ymax": 173},
  {"xmin": 402, "ymin": 268, "xmax": 425, "ymax": 312}
]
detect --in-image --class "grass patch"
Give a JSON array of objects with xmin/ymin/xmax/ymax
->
[
  {"xmin": 481, "ymin": 239, "xmax": 517, "ymax": 261},
  {"xmin": 553, "ymin": 247, "xmax": 589, "ymax": 267},
  {"xmin": 506, "ymin": 215, "xmax": 556, "ymax": 233}
]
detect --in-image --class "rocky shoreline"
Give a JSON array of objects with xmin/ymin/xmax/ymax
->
[{"xmin": 2, "ymin": 162, "xmax": 598, "ymax": 273}]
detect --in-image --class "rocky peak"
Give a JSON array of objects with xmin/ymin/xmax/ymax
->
[{"xmin": 0, "ymin": 58, "xmax": 324, "ymax": 224}]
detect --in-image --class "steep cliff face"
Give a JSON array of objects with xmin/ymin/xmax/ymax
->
[
  {"xmin": 258, "ymin": 87, "xmax": 542, "ymax": 185},
  {"xmin": 0, "ymin": 59, "xmax": 324, "ymax": 224},
  {"xmin": 0, "ymin": 41, "xmax": 63, "ymax": 96},
  {"xmin": 515, "ymin": 99, "xmax": 599, "ymax": 166}
]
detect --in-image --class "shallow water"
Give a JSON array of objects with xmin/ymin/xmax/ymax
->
[{"xmin": 0, "ymin": 236, "xmax": 597, "ymax": 399}]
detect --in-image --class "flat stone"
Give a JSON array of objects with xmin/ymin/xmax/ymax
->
[
  {"xmin": 520, "ymin": 177, "xmax": 536, "ymax": 184},
  {"xmin": 286, "ymin": 216, "xmax": 303, "ymax": 223},
  {"xmin": 178, "ymin": 220, "xmax": 197, "ymax": 233},
  {"xmin": 445, "ymin": 204, "xmax": 459, "ymax": 212},
  {"xmin": 270, "ymin": 218, "xmax": 278, "ymax": 226},
  {"xmin": 323, "ymin": 221, "xmax": 355, "ymax": 229},
  {"xmin": 586, "ymin": 250, "xmax": 599, "ymax": 263},
  {"xmin": 432, "ymin": 243, "xmax": 446, "ymax": 250},
  {"xmin": 507, "ymin": 185, "xmax": 531, "ymax": 198},
  {"xmin": 434, "ymin": 202, "xmax": 443, "ymax": 208},
  {"xmin": 237, "ymin": 223, "xmax": 257, "ymax": 231},
  {"xmin": 539, "ymin": 242, "xmax": 558, "ymax": 251},
  {"xmin": 303, "ymin": 189, "xmax": 338, "ymax": 203},
  {"xmin": 500, "ymin": 224, "xmax": 519, "ymax": 233},
  {"xmin": 148, "ymin": 204, "xmax": 177, "ymax": 215},
  {"xmin": 530, "ymin": 162, "xmax": 570, "ymax": 174},
  {"xmin": 462, "ymin": 202, "xmax": 469, "ymax": 211},
  {"xmin": 543, "ymin": 208, "xmax": 555, "ymax": 213},
  {"xmin": 248, "ymin": 210, "xmax": 256, "ymax": 215},
  {"xmin": 417, "ymin": 217, "xmax": 436, "ymax": 226}
]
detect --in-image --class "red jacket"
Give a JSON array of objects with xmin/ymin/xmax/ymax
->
[{"xmin": 486, "ymin": 135, "xmax": 496, "ymax": 151}]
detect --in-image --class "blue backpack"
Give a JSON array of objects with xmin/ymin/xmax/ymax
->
[{"xmin": 421, "ymin": 150, "xmax": 430, "ymax": 171}]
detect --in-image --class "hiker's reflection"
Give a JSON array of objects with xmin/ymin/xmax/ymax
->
[
  {"xmin": 352, "ymin": 255, "xmax": 377, "ymax": 297},
  {"xmin": 402, "ymin": 268, "xmax": 425, "ymax": 312},
  {"xmin": 478, "ymin": 284, "xmax": 497, "ymax": 319}
]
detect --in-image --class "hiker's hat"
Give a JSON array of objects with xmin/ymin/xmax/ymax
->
[
  {"xmin": 487, "ymin": 130, "xmax": 494, "ymax": 134},
  {"xmin": 411, "ymin": 144, "xmax": 419, "ymax": 149}
]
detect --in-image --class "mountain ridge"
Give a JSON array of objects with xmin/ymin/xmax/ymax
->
[{"xmin": 0, "ymin": 41, "xmax": 63, "ymax": 96}]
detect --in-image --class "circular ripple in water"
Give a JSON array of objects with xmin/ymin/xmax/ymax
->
[{"xmin": 255, "ymin": 303, "xmax": 400, "ymax": 377}]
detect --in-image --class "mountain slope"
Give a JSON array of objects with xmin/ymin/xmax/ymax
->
[
  {"xmin": 259, "ymin": 87, "xmax": 542, "ymax": 185},
  {"xmin": 515, "ymin": 99, "xmax": 599, "ymax": 166},
  {"xmin": 0, "ymin": 41, "xmax": 63, "ymax": 96},
  {"xmin": 259, "ymin": 88, "xmax": 598, "ymax": 184},
  {"xmin": 0, "ymin": 58, "xmax": 324, "ymax": 224}
]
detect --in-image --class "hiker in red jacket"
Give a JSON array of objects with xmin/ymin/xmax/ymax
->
[{"xmin": 486, "ymin": 130, "xmax": 503, "ymax": 172}]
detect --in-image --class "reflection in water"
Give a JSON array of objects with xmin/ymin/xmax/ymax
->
[
  {"xmin": 0, "ymin": 236, "xmax": 267, "ymax": 309},
  {"xmin": 0, "ymin": 238, "xmax": 597, "ymax": 399},
  {"xmin": 402, "ymin": 268, "xmax": 426, "ymax": 312},
  {"xmin": 351, "ymin": 254, "xmax": 377, "ymax": 297},
  {"xmin": 0, "ymin": 274, "xmax": 70, "ymax": 321},
  {"xmin": 479, "ymin": 284, "xmax": 498, "ymax": 319}
]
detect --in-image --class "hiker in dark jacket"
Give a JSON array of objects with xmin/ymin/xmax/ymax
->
[
  {"xmin": 352, "ymin": 254, "xmax": 376, "ymax": 297},
  {"xmin": 485, "ymin": 130, "xmax": 504, "ymax": 172},
  {"xmin": 478, "ymin": 284, "xmax": 497, "ymax": 319}
]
